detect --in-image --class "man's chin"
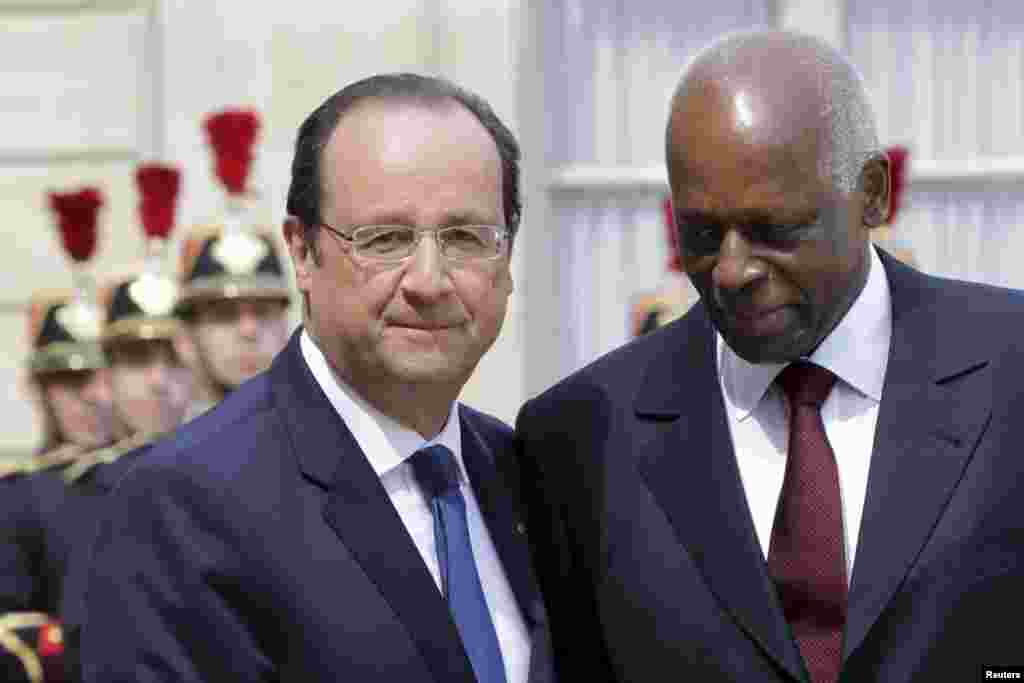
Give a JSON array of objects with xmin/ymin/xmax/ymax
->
[
  {"xmin": 721, "ymin": 328, "xmax": 807, "ymax": 365},
  {"xmin": 381, "ymin": 351, "xmax": 474, "ymax": 386}
]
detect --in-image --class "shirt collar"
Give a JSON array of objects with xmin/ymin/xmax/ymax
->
[
  {"xmin": 718, "ymin": 244, "xmax": 892, "ymax": 420},
  {"xmin": 299, "ymin": 329, "xmax": 465, "ymax": 482}
]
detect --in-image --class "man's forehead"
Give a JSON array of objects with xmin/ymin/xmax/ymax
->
[
  {"xmin": 672, "ymin": 75, "xmax": 826, "ymax": 151},
  {"xmin": 321, "ymin": 98, "xmax": 503, "ymax": 224},
  {"xmin": 326, "ymin": 97, "xmax": 492, "ymax": 158},
  {"xmin": 671, "ymin": 130, "xmax": 827, "ymax": 195}
]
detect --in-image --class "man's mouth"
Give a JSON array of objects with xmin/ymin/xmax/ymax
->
[{"xmin": 722, "ymin": 304, "xmax": 792, "ymax": 336}]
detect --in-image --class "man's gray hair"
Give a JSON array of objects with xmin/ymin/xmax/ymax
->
[{"xmin": 671, "ymin": 29, "xmax": 880, "ymax": 194}]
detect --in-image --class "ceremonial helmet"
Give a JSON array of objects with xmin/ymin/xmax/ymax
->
[
  {"xmin": 176, "ymin": 225, "xmax": 291, "ymax": 317},
  {"xmin": 26, "ymin": 290, "xmax": 107, "ymax": 376},
  {"xmin": 101, "ymin": 270, "xmax": 183, "ymax": 347}
]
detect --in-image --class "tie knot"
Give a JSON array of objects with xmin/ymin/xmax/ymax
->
[
  {"xmin": 410, "ymin": 444, "xmax": 459, "ymax": 499},
  {"xmin": 776, "ymin": 362, "xmax": 836, "ymax": 407}
]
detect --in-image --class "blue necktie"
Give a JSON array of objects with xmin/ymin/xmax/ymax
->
[{"xmin": 410, "ymin": 444, "xmax": 508, "ymax": 683}]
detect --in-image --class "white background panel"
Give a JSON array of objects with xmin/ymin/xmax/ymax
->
[
  {"xmin": 0, "ymin": 159, "xmax": 153, "ymax": 305},
  {"xmin": 0, "ymin": 311, "xmax": 45, "ymax": 452},
  {"xmin": 0, "ymin": 10, "xmax": 148, "ymax": 156}
]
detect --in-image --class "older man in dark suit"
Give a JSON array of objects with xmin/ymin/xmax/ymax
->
[
  {"xmin": 516, "ymin": 29, "xmax": 1024, "ymax": 683},
  {"xmin": 80, "ymin": 73, "xmax": 552, "ymax": 683}
]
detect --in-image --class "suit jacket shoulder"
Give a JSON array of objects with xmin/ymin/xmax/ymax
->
[{"xmin": 459, "ymin": 404, "xmax": 513, "ymax": 447}]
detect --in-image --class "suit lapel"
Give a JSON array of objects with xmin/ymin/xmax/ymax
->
[
  {"xmin": 270, "ymin": 332, "xmax": 476, "ymax": 683},
  {"xmin": 843, "ymin": 252, "xmax": 992, "ymax": 660},
  {"xmin": 634, "ymin": 311, "xmax": 807, "ymax": 682}
]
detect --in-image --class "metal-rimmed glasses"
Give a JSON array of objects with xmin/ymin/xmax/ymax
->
[{"xmin": 319, "ymin": 223, "xmax": 509, "ymax": 264}]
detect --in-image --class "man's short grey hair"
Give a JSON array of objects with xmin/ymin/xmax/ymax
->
[{"xmin": 671, "ymin": 29, "xmax": 880, "ymax": 194}]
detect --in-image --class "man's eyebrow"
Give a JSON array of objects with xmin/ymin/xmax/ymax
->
[
  {"xmin": 436, "ymin": 211, "xmax": 499, "ymax": 227},
  {"xmin": 354, "ymin": 210, "xmax": 497, "ymax": 227}
]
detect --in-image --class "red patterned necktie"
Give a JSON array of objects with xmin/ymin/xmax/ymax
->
[{"xmin": 768, "ymin": 362, "xmax": 846, "ymax": 683}]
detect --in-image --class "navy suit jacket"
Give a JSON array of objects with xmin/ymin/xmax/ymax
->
[
  {"xmin": 0, "ymin": 466, "xmax": 81, "ymax": 615},
  {"xmin": 516, "ymin": 248, "xmax": 1024, "ymax": 682},
  {"xmin": 80, "ymin": 331, "xmax": 553, "ymax": 682},
  {"xmin": 60, "ymin": 444, "xmax": 151, "ymax": 682}
]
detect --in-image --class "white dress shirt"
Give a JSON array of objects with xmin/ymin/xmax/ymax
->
[
  {"xmin": 300, "ymin": 330, "xmax": 531, "ymax": 683},
  {"xmin": 718, "ymin": 245, "xmax": 892, "ymax": 579}
]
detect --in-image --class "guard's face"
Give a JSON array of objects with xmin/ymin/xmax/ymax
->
[
  {"xmin": 191, "ymin": 298, "xmax": 289, "ymax": 389},
  {"xmin": 108, "ymin": 338, "xmax": 193, "ymax": 435},
  {"xmin": 287, "ymin": 101, "xmax": 513, "ymax": 393},
  {"xmin": 667, "ymin": 86, "xmax": 875, "ymax": 364},
  {"xmin": 40, "ymin": 369, "xmax": 114, "ymax": 448}
]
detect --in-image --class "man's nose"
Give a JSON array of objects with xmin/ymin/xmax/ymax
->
[
  {"xmin": 712, "ymin": 228, "xmax": 768, "ymax": 296},
  {"xmin": 400, "ymin": 234, "xmax": 454, "ymax": 302},
  {"xmin": 237, "ymin": 305, "xmax": 261, "ymax": 339},
  {"xmin": 81, "ymin": 370, "xmax": 112, "ymax": 406},
  {"xmin": 148, "ymin": 362, "xmax": 169, "ymax": 387}
]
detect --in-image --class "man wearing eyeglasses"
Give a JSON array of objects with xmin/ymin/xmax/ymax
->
[{"xmin": 80, "ymin": 73, "xmax": 553, "ymax": 683}]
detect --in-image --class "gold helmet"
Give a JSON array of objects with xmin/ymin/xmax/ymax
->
[
  {"xmin": 176, "ymin": 226, "xmax": 290, "ymax": 316},
  {"xmin": 101, "ymin": 272, "xmax": 183, "ymax": 346},
  {"xmin": 26, "ymin": 291, "xmax": 107, "ymax": 375}
]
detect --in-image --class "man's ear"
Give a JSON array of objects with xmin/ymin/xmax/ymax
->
[
  {"xmin": 860, "ymin": 153, "xmax": 890, "ymax": 228},
  {"xmin": 283, "ymin": 217, "xmax": 316, "ymax": 292}
]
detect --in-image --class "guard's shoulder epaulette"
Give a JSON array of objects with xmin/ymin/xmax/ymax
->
[
  {"xmin": 61, "ymin": 431, "xmax": 162, "ymax": 485},
  {"xmin": 0, "ymin": 459, "xmax": 33, "ymax": 481},
  {"xmin": 0, "ymin": 612, "xmax": 51, "ymax": 632},
  {"xmin": 33, "ymin": 443, "xmax": 86, "ymax": 473},
  {"xmin": 0, "ymin": 611, "xmax": 62, "ymax": 682}
]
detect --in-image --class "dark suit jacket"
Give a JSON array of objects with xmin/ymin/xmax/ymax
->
[
  {"xmin": 516, "ymin": 248, "xmax": 1024, "ymax": 682},
  {"xmin": 0, "ymin": 466, "xmax": 78, "ymax": 615},
  {"xmin": 60, "ymin": 445, "xmax": 151, "ymax": 682},
  {"xmin": 0, "ymin": 445, "xmax": 152, "ymax": 622},
  {"xmin": 0, "ymin": 450, "xmax": 152, "ymax": 683},
  {"xmin": 80, "ymin": 330, "xmax": 553, "ymax": 683}
]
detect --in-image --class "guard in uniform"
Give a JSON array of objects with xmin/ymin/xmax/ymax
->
[
  {"xmin": 176, "ymin": 225, "xmax": 291, "ymax": 417},
  {"xmin": 0, "ymin": 292, "xmax": 113, "ymax": 614},
  {"xmin": 174, "ymin": 107, "xmax": 291, "ymax": 418},
  {"xmin": 99, "ymin": 272, "xmax": 194, "ymax": 441},
  {"xmin": 22, "ymin": 292, "xmax": 114, "ymax": 464},
  {"xmin": 0, "ymin": 292, "xmax": 113, "ymax": 682}
]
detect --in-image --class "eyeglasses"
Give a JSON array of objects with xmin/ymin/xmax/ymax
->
[{"xmin": 319, "ymin": 223, "xmax": 509, "ymax": 264}]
